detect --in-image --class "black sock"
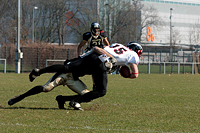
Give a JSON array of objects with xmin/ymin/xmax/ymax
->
[
  {"xmin": 20, "ymin": 86, "xmax": 44, "ymax": 99},
  {"xmin": 12, "ymin": 86, "xmax": 44, "ymax": 104},
  {"xmin": 74, "ymin": 91, "xmax": 101, "ymax": 103},
  {"xmin": 61, "ymin": 95, "xmax": 80, "ymax": 102}
]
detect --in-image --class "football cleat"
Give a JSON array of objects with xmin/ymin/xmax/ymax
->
[
  {"xmin": 8, "ymin": 95, "xmax": 21, "ymax": 106},
  {"xmin": 56, "ymin": 95, "xmax": 66, "ymax": 110},
  {"xmin": 29, "ymin": 68, "xmax": 40, "ymax": 82},
  {"xmin": 69, "ymin": 100, "xmax": 84, "ymax": 111}
]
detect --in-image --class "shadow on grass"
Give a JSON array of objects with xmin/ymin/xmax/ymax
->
[{"xmin": 0, "ymin": 106, "xmax": 73, "ymax": 110}]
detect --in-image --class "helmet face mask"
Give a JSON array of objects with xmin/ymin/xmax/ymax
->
[
  {"xmin": 91, "ymin": 22, "xmax": 100, "ymax": 35},
  {"xmin": 127, "ymin": 41, "xmax": 143, "ymax": 57}
]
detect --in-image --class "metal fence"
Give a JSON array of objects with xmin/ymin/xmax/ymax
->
[
  {"xmin": 0, "ymin": 45, "xmax": 78, "ymax": 73},
  {"xmin": 0, "ymin": 45, "xmax": 200, "ymax": 74},
  {"xmin": 139, "ymin": 61, "xmax": 199, "ymax": 74}
]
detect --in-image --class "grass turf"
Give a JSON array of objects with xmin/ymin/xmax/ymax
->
[{"xmin": 0, "ymin": 73, "xmax": 200, "ymax": 132}]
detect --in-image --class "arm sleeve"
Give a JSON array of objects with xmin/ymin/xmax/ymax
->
[{"xmin": 127, "ymin": 53, "xmax": 140, "ymax": 65}]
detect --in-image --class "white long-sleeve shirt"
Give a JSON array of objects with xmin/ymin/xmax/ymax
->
[{"xmin": 103, "ymin": 43, "xmax": 140, "ymax": 66}]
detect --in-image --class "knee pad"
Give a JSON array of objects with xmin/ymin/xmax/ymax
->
[{"xmin": 43, "ymin": 74, "xmax": 66, "ymax": 92}]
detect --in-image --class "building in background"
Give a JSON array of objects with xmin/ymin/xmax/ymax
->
[
  {"xmin": 139, "ymin": 0, "xmax": 200, "ymax": 46},
  {"xmin": 99, "ymin": 0, "xmax": 200, "ymax": 46}
]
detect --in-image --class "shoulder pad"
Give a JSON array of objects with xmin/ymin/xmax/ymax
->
[
  {"xmin": 100, "ymin": 30, "xmax": 107, "ymax": 38},
  {"xmin": 100, "ymin": 30, "xmax": 104, "ymax": 34},
  {"xmin": 83, "ymin": 32, "xmax": 92, "ymax": 41}
]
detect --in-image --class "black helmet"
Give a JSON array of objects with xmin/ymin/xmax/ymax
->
[
  {"xmin": 91, "ymin": 22, "xmax": 100, "ymax": 35},
  {"xmin": 127, "ymin": 41, "xmax": 143, "ymax": 57}
]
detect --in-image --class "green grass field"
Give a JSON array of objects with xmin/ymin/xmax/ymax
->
[{"xmin": 0, "ymin": 73, "xmax": 200, "ymax": 132}]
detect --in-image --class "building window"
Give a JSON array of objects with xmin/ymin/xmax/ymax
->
[
  {"xmin": 142, "ymin": 0, "xmax": 200, "ymax": 6},
  {"xmin": 160, "ymin": 0, "xmax": 164, "ymax": 3}
]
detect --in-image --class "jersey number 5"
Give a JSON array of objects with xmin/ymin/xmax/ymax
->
[
  {"xmin": 114, "ymin": 48, "xmax": 127, "ymax": 54},
  {"xmin": 112, "ymin": 45, "xmax": 127, "ymax": 54}
]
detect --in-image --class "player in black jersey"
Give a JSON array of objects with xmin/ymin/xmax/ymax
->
[{"xmin": 77, "ymin": 22, "xmax": 110, "ymax": 56}]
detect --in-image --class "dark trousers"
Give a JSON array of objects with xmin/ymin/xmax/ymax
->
[{"xmin": 39, "ymin": 53, "xmax": 108, "ymax": 103}]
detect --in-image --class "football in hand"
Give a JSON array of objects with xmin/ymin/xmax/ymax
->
[{"xmin": 119, "ymin": 66, "xmax": 131, "ymax": 78}]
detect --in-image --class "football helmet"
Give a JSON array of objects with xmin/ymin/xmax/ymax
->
[
  {"xmin": 91, "ymin": 22, "xmax": 100, "ymax": 35},
  {"xmin": 127, "ymin": 41, "xmax": 143, "ymax": 57}
]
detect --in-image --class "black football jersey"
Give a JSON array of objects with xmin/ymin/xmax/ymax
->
[{"xmin": 83, "ymin": 30, "xmax": 107, "ymax": 49}]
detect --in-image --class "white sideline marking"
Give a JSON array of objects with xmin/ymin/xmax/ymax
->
[{"xmin": 0, "ymin": 122, "xmax": 158, "ymax": 132}]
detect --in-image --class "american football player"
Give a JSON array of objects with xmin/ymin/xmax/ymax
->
[
  {"xmin": 77, "ymin": 22, "xmax": 110, "ymax": 56},
  {"xmin": 94, "ymin": 41, "xmax": 142, "ymax": 79}
]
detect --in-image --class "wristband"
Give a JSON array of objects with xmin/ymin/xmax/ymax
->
[{"xmin": 131, "ymin": 73, "xmax": 138, "ymax": 74}]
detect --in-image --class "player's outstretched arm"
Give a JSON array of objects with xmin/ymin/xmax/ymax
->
[
  {"xmin": 103, "ymin": 37, "xmax": 110, "ymax": 46},
  {"xmin": 129, "ymin": 63, "xmax": 139, "ymax": 79},
  {"xmin": 92, "ymin": 46, "xmax": 112, "ymax": 57},
  {"xmin": 77, "ymin": 41, "xmax": 87, "ymax": 56}
]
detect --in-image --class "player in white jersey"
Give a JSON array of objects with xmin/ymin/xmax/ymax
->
[
  {"xmin": 104, "ymin": 43, "xmax": 140, "ymax": 66},
  {"xmin": 93, "ymin": 42, "xmax": 142, "ymax": 79}
]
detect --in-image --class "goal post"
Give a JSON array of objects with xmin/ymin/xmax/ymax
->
[{"xmin": 0, "ymin": 59, "xmax": 6, "ymax": 73}]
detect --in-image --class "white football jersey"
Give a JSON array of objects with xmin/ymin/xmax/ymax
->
[{"xmin": 103, "ymin": 43, "xmax": 140, "ymax": 66}]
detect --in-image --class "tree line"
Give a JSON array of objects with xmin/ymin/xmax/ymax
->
[{"xmin": 0, "ymin": 0, "xmax": 163, "ymax": 45}]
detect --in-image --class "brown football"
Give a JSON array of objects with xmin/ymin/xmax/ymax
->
[{"xmin": 119, "ymin": 66, "xmax": 131, "ymax": 78}]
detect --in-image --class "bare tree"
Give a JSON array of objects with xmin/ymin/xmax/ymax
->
[
  {"xmin": 0, "ymin": 0, "xmax": 163, "ymax": 46},
  {"xmin": 140, "ymin": 5, "xmax": 165, "ymax": 43},
  {"xmin": 189, "ymin": 21, "xmax": 200, "ymax": 47},
  {"xmin": 98, "ymin": 1, "xmax": 164, "ymax": 44},
  {"xmin": 0, "ymin": 0, "xmax": 37, "ymax": 44},
  {"xmin": 0, "ymin": 0, "xmax": 10, "ymax": 18},
  {"xmin": 33, "ymin": 0, "xmax": 70, "ymax": 44},
  {"xmin": 95, "ymin": 1, "xmax": 137, "ymax": 44},
  {"xmin": 36, "ymin": 0, "xmax": 84, "ymax": 45},
  {"xmin": 172, "ymin": 28, "xmax": 182, "ymax": 45},
  {"xmin": 63, "ymin": 0, "xmax": 99, "ymax": 43}
]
